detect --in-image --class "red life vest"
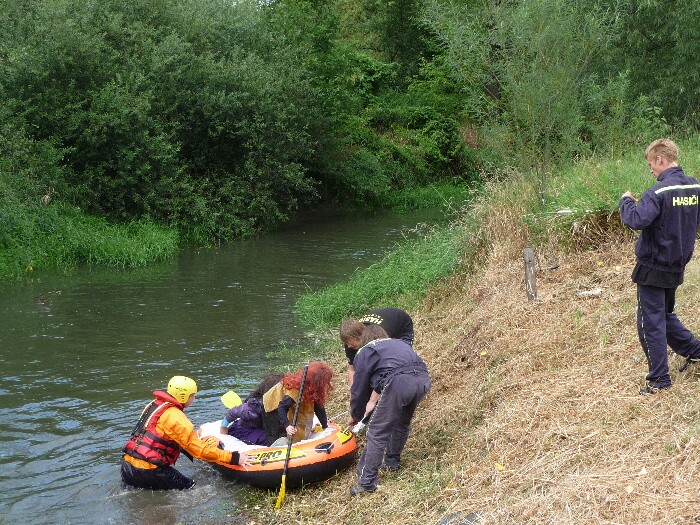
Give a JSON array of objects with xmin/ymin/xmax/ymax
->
[{"xmin": 123, "ymin": 391, "xmax": 184, "ymax": 467}]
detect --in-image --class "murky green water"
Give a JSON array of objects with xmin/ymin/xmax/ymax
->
[{"xmin": 0, "ymin": 208, "xmax": 445, "ymax": 525}]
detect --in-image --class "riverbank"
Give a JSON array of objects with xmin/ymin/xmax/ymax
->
[
  {"xmin": 0, "ymin": 182, "xmax": 466, "ymax": 281},
  {"xmin": 265, "ymin": 238, "xmax": 700, "ymax": 524},
  {"xmin": 242, "ymin": 140, "xmax": 700, "ymax": 524}
]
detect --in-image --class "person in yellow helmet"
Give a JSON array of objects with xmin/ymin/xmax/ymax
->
[{"xmin": 121, "ymin": 375, "xmax": 251, "ymax": 490}]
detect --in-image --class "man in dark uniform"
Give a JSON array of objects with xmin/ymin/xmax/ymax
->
[
  {"xmin": 339, "ymin": 307, "xmax": 414, "ymax": 387},
  {"xmin": 347, "ymin": 324, "xmax": 430, "ymax": 495},
  {"xmin": 619, "ymin": 139, "xmax": 700, "ymax": 394}
]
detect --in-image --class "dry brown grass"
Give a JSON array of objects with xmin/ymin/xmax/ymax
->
[{"xmin": 253, "ymin": 181, "xmax": 700, "ymax": 525}]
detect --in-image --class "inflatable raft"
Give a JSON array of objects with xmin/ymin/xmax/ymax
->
[{"xmin": 198, "ymin": 420, "xmax": 357, "ymax": 489}]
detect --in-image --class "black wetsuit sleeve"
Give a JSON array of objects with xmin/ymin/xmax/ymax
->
[
  {"xmin": 314, "ymin": 403, "xmax": 328, "ymax": 428},
  {"xmin": 344, "ymin": 344, "xmax": 358, "ymax": 365},
  {"xmin": 277, "ymin": 395, "xmax": 295, "ymax": 427}
]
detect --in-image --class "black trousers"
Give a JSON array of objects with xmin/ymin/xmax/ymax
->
[{"xmin": 121, "ymin": 460, "xmax": 195, "ymax": 490}]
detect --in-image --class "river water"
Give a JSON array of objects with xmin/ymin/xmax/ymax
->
[{"xmin": 0, "ymin": 208, "xmax": 445, "ymax": 525}]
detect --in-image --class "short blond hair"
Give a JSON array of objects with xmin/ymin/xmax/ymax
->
[{"xmin": 645, "ymin": 139, "xmax": 679, "ymax": 163}]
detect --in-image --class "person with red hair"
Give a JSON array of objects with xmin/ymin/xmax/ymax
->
[{"xmin": 261, "ymin": 362, "xmax": 333, "ymax": 446}]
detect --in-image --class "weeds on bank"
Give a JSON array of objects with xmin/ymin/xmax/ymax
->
[
  {"xmin": 295, "ymin": 225, "xmax": 464, "ymax": 331},
  {"xmin": 294, "ymin": 136, "xmax": 700, "ymax": 360},
  {"xmin": 0, "ymin": 204, "xmax": 178, "ymax": 279},
  {"xmin": 525, "ymin": 135, "xmax": 700, "ymax": 249},
  {"xmin": 384, "ymin": 181, "xmax": 475, "ymax": 212},
  {"xmin": 278, "ymin": 136, "xmax": 700, "ymax": 524},
  {"xmin": 271, "ymin": 136, "xmax": 700, "ymax": 524}
]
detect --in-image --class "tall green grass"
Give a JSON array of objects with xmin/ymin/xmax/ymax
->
[
  {"xmin": 384, "ymin": 182, "xmax": 477, "ymax": 212},
  {"xmin": 521, "ymin": 135, "xmax": 700, "ymax": 244},
  {"xmin": 0, "ymin": 203, "xmax": 178, "ymax": 279},
  {"xmin": 296, "ymin": 225, "xmax": 463, "ymax": 331},
  {"xmin": 295, "ymin": 135, "xmax": 700, "ymax": 333},
  {"xmin": 544, "ymin": 136, "xmax": 700, "ymax": 213}
]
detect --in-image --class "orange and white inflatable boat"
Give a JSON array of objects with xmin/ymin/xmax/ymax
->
[{"xmin": 198, "ymin": 420, "xmax": 357, "ymax": 489}]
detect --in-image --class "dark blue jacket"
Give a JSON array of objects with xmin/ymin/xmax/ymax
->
[
  {"xmin": 345, "ymin": 308, "xmax": 415, "ymax": 365},
  {"xmin": 223, "ymin": 397, "xmax": 264, "ymax": 429},
  {"xmin": 619, "ymin": 166, "xmax": 700, "ymax": 274},
  {"xmin": 350, "ymin": 337, "xmax": 427, "ymax": 421}
]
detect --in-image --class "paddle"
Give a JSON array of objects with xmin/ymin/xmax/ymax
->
[
  {"xmin": 221, "ymin": 391, "xmax": 242, "ymax": 409},
  {"xmin": 274, "ymin": 364, "xmax": 308, "ymax": 510}
]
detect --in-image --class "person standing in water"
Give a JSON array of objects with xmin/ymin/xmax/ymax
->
[{"xmin": 121, "ymin": 375, "xmax": 251, "ymax": 490}]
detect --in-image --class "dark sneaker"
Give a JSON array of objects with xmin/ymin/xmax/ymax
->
[
  {"xmin": 639, "ymin": 385, "xmax": 669, "ymax": 396},
  {"xmin": 350, "ymin": 484, "xmax": 377, "ymax": 496},
  {"xmin": 679, "ymin": 357, "xmax": 700, "ymax": 373},
  {"xmin": 380, "ymin": 462, "xmax": 400, "ymax": 472}
]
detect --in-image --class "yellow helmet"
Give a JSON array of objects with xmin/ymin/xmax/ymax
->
[{"xmin": 167, "ymin": 376, "xmax": 197, "ymax": 404}]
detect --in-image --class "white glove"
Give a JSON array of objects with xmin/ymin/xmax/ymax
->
[{"xmin": 352, "ymin": 422, "xmax": 366, "ymax": 434}]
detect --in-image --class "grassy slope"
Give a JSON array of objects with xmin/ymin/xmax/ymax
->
[{"xmin": 247, "ymin": 141, "xmax": 700, "ymax": 524}]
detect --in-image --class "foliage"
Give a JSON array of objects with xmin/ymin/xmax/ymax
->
[
  {"xmin": 334, "ymin": 0, "xmax": 435, "ymax": 81},
  {"xmin": 516, "ymin": 135, "xmax": 700, "ymax": 250},
  {"xmin": 1, "ymin": 0, "xmax": 330, "ymax": 242},
  {"xmin": 492, "ymin": 1, "xmax": 608, "ymax": 165},
  {"xmin": 6, "ymin": 0, "xmax": 700, "ymax": 277},
  {"xmin": 422, "ymin": 0, "xmax": 698, "ymax": 196},
  {"xmin": 384, "ymin": 181, "xmax": 475, "ymax": 211},
  {"xmin": 296, "ymin": 225, "xmax": 463, "ymax": 330},
  {"xmin": 581, "ymin": 76, "xmax": 671, "ymax": 156},
  {"xmin": 0, "ymin": 108, "xmax": 178, "ymax": 279},
  {"xmin": 619, "ymin": 0, "xmax": 700, "ymax": 126},
  {"xmin": 328, "ymin": 55, "xmax": 481, "ymax": 207},
  {"xmin": 421, "ymin": 0, "xmax": 493, "ymax": 117}
]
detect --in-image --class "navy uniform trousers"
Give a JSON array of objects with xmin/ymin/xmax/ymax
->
[
  {"xmin": 637, "ymin": 284, "xmax": 700, "ymax": 388},
  {"xmin": 357, "ymin": 369, "xmax": 431, "ymax": 489}
]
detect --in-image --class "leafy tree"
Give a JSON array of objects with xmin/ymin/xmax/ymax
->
[
  {"xmin": 425, "ymin": 0, "xmax": 623, "ymax": 176},
  {"xmin": 1, "ymin": 0, "xmax": 335, "ymax": 241},
  {"xmin": 619, "ymin": 0, "xmax": 700, "ymax": 126},
  {"xmin": 335, "ymin": 0, "xmax": 435, "ymax": 81}
]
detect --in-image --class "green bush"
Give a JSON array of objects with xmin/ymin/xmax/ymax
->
[
  {"xmin": 0, "ymin": 101, "xmax": 178, "ymax": 278},
  {"xmin": 1, "ymin": 0, "xmax": 331, "ymax": 241}
]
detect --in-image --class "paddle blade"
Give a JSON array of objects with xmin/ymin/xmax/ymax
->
[
  {"xmin": 221, "ymin": 391, "xmax": 242, "ymax": 409},
  {"xmin": 274, "ymin": 475, "xmax": 286, "ymax": 510}
]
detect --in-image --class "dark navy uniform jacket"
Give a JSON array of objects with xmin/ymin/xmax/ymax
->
[
  {"xmin": 619, "ymin": 166, "xmax": 700, "ymax": 274},
  {"xmin": 349, "ymin": 337, "xmax": 427, "ymax": 422}
]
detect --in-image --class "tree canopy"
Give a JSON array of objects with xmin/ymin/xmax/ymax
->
[{"xmin": 1, "ymin": 0, "xmax": 698, "ymax": 274}]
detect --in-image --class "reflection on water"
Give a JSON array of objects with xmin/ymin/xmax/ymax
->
[{"xmin": 0, "ymin": 208, "xmax": 445, "ymax": 524}]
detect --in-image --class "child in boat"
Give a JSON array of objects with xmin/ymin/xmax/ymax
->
[
  {"xmin": 219, "ymin": 373, "xmax": 282, "ymax": 446},
  {"xmin": 261, "ymin": 362, "xmax": 333, "ymax": 446}
]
